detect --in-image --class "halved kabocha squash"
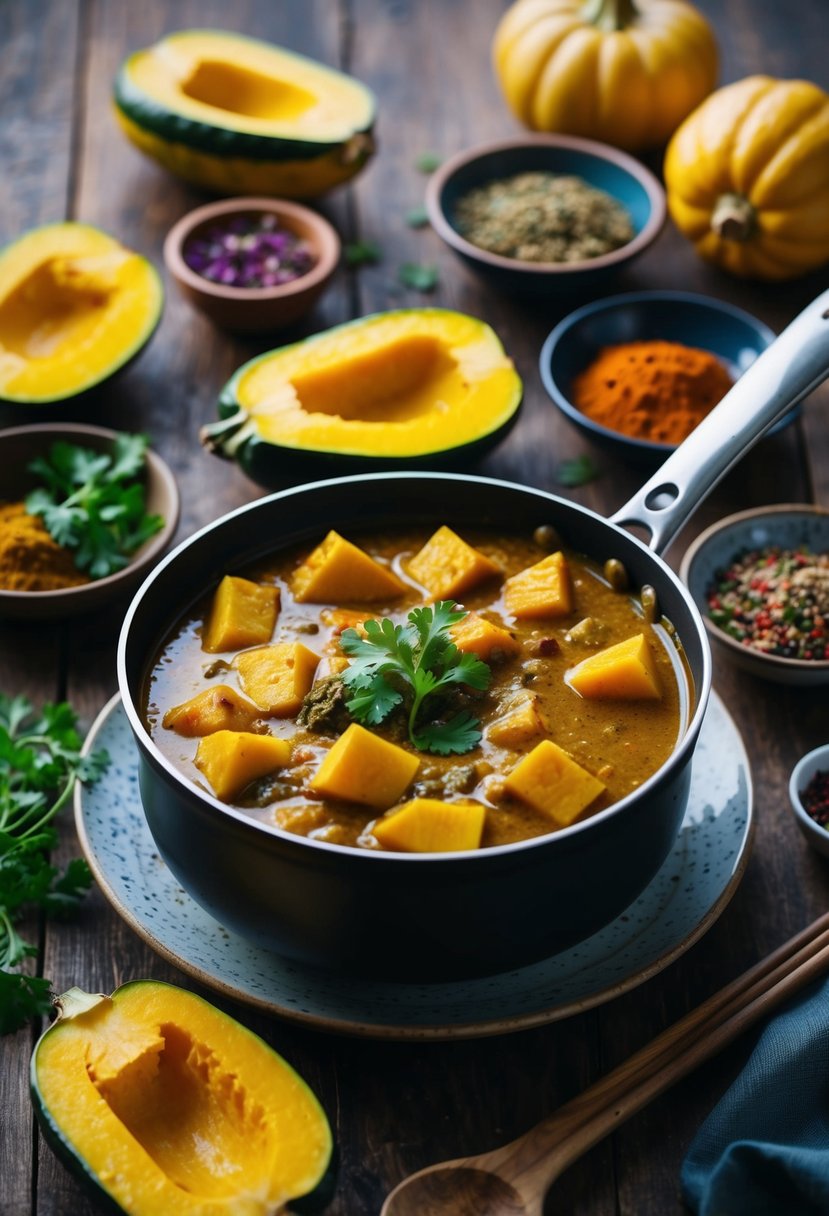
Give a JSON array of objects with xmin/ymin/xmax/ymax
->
[
  {"xmin": 31, "ymin": 981, "xmax": 334, "ymax": 1216},
  {"xmin": 113, "ymin": 30, "xmax": 376, "ymax": 197},
  {"xmin": 0, "ymin": 223, "xmax": 162, "ymax": 406},
  {"xmin": 201, "ymin": 308, "xmax": 523, "ymax": 485}
]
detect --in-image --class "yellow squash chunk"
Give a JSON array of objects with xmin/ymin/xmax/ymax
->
[
  {"xmin": 195, "ymin": 731, "xmax": 292, "ymax": 801},
  {"xmin": 450, "ymin": 611, "xmax": 520, "ymax": 661},
  {"xmin": 485, "ymin": 693, "xmax": 548, "ymax": 749},
  {"xmin": 292, "ymin": 531, "xmax": 405, "ymax": 603},
  {"xmin": 309, "ymin": 723, "xmax": 420, "ymax": 809},
  {"xmin": 235, "ymin": 643, "xmax": 320, "ymax": 716},
  {"xmin": 373, "ymin": 798, "xmax": 486, "ymax": 852},
  {"xmin": 202, "ymin": 575, "xmax": 280, "ymax": 653},
  {"xmin": 503, "ymin": 551, "xmax": 573, "ymax": 619},
  {"xmin": 407, "ymin": 526, "xmax": 502, "ymax": 599},
  {"xmin": 162, "ymin": 684, "xmax": 261, "ymax": 737},
  {"xmin": 504, "ymin": 740, "xmax": 605, "ymax": 827},
  {"xmin": 568, "ymin": 633, "xmax": 662, "ymax": 700}
]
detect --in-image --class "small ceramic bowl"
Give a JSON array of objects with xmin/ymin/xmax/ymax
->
[
  {"xmin": 0, "ymin": 423, "xmax": 179, "ymax": 620},
  {"xmin": 680, "ymin": 504, "xmax": 829, "ymax": 686},
  {"xmin": 789, "ymin": 744, "xmax": 829, "ymax": 859},
  {"xmin": 539, "ymin": 291, "xmax": 789, "ymax": 464},
  {"xmin": 163, "ymin": 197, "xmax": 341, "ymax": 333},
  {"xmin": 424, "ymin": 135, "xmax": 665, "ymax": 297}
]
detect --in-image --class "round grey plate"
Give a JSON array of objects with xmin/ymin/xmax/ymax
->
[{"xmin": 75, "ymin": 692, "xmax": 753, "ymax": 1040}]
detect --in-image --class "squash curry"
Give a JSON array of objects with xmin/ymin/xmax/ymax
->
[{"xmin": 144, "ymin": 525, "xmax": 690, "ymax": 852}]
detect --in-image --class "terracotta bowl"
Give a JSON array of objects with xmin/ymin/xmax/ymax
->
[
  {"xmin": 425, "ymin": 134, "xmax": 665, "ymax": 297},
  {"xmin": 163, "ymin": 197, "xmax": 341, "ymax": 334},
  {"xmin": 0, "ymin": 423, "xmax": 180, "ymax": 620}
]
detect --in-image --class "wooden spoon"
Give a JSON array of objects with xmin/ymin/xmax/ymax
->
[{"xmin": 381, "ymin": 913, "xmax": 829, "ymax": 1216}]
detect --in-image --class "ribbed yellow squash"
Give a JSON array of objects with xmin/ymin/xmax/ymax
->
[
  {"xmin": 492, "ymin": 0, "xmax": 718, "ymax": 151},
  {"xmin": 665, "ymin": 75, "xmax": 829, "ymax": 280}
]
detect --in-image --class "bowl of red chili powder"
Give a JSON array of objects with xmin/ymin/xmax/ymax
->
[
  {"xmin": 539, "ymin": 291, "xmax": 798, "ymax": 465},
  {"xmin": 790, "ymin": 744, "xmax": 829, "ymax": 858},
  {"xmin": 680, "ymin": 504, "xmax": 829, "ymax": 686}
]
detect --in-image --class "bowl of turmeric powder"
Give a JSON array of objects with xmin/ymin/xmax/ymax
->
[
  {"xmin": 539, "ymin": 291, "xmax": 793, "ymax": 464},
  {"xmin": 0, "ymin": 423, "xmax": 179, "ymax": 619}
]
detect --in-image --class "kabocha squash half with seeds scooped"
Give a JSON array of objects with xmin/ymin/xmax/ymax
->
[
  {"xmin": 31, "ymin": 981, "xmax": 334, "ymax": 1216},
  {"xmin": 114, "ymin": 29, "xmax": 376, "ymax": 197},
  {"xmin": 0, "ymin": 223, "xmax": 162, "ymax": 406},
  {"xmin": 201, "ymin": 308, "xmax": 523, "ymax": 485}
]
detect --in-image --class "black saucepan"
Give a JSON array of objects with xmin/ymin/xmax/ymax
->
[{"xmin": 117, "ymin": 290, "xmax": 829, "ymax": 980}]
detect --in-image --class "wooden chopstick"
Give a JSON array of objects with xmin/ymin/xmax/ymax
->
[{"xmin": 508, "ymin": 912, "xmax": 829, "ymax": 1173}]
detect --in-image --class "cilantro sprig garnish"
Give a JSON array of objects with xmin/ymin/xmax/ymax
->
[
  {"xmin": 340, "ymin": 602, "xmax": 491, "ymax": 755},
  {"xmin": 25, "ymin": 434, "xmax": 165, "ymax": 580},
  {"xmin": 0, "ymin": 694, "xmax": 108, "ymax": 1034}
]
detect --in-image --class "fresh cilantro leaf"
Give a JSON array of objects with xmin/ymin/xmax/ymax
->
[
  {"xmin": 415, "ymin": 152, "xmax": 442, "ymax": 173},
  {"xmin": 398, "ymin": 262, "xmax": 439, "ymax": 291},
  {"xmin": 344, "ymin": 239, "xmax": 382, "ymax": 267},
  {"xmin": 413, "ymin": 711, "xmax": 483, "ymax": 756},
  {"xmin": 557, "ymin": 455, "xmax": 598, "ymax": 487},
  {"xmin": 0, "ymin": 694, "xmax": 107, "ymax": 1034},
  {"xmin": 24, "ymin": 434, "xmax": 165, "ymax": 581},
  {"xmin": 341, "ymin": 602, "xmax": 491, "ymax": 754},
  {"xmin": 405, "ymin": 206, "xmax": 430, "ymax": 228}
]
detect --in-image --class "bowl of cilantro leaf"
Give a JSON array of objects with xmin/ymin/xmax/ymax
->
[{"xmin": 0, "ymin": 423, "xmax": 179, "ymax": 619}]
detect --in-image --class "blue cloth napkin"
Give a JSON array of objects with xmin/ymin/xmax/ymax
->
[{"xmin": 681, "ymin": 975, "xmax": 829, "ymax": 1215}]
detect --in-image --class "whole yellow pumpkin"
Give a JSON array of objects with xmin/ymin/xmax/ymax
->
[
  {"xmin": 665, "ymin": 76, "xmax": 829, "ymax": 280},
  {"xmin": 492, "ymin": 0, "xmax": 718, "ymax": 152}
]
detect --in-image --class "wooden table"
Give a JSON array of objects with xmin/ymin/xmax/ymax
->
[{"xmin": 2, "ymin": 2, "xmax": 828, "ymax": 1213}]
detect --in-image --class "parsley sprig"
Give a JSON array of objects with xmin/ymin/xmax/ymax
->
[
  {"xmin": 0, "ymin": 694, "xmax": 108, "ymax": 1034},
  {"xmin": 25, "ymin": 434, "xmax": 164, "ymax": 580},
  {"xmin": 340, "ymin": 602, "xmax": 491, "ymax": 755}
]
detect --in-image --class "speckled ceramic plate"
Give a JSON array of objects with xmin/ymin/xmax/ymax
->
[{"xmin": 75, "ymin": 692, "xmax": 753, "ymax": 1040}]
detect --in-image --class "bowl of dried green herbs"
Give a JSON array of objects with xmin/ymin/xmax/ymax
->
[
  {"xmin": 0, "ymin": 422, "xmax": 179, "ymax": 619},
  {"xmin": 425, "ymin": 135, "xmax": 665, "ymax": 297}
]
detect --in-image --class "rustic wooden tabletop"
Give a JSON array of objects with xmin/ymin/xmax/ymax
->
[{"xmin": 2, "ymin": 1, "xmax": 828, "ymax": 1213}]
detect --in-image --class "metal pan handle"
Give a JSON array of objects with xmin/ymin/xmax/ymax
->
[{"xmin": 610, "ymin": 287, "xmax": 829, "ymax": 555}]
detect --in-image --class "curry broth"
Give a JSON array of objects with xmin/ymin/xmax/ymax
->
[{"xmin": 144, "ymin": 528, "xmax": 690, "ymax": 850}]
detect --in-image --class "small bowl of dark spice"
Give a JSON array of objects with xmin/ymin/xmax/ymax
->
[
  {"xmin": 425, "ymin": 135, "xmax": 665, "ymax": 296},
  {"xmin": 680, "ymin": 504, "xmax": 829, "ymax": 686},
  {"xmin": 789, "ymin": 745, "xmax": 829, "ymax": 860},
  {"xmin": 0, "ymin": 423, "xmax": 179, "ymax": 620},
  {"xmin": 164, "ymin": 197, "xmax": 340, "ymax": 333}
]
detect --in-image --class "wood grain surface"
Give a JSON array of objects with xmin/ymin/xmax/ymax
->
[{"xmin": 1, "ymin": 2, "xmax": 828, "ymax": 1214}]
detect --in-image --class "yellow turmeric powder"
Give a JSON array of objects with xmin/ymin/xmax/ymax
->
[
  {"xmin": 0, "ymin": 502, "xmax": 89, "ymax": 592},
  {"xmin": 572, "ymin": 339, "xmax": 734, "ymax": 444}
]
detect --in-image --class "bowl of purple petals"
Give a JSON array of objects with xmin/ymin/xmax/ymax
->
[{"xmin": 163, "ymin": 196, "xmax": 341, "ymax": 333}]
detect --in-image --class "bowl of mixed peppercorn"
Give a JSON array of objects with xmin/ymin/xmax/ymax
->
[
  {"xmin": 789, "ymin": 745, "xmax": 829, "ymax": 859},
  {"xmin": 425, "ymin": 135, "xmax": 665, "ymax": 297},
  {"xmin": 164, "ymin": 197, "xmax": 341, "ymax": 333},
  {"xmin": 680, "ymin": 504, "xmax": 829, "ymax": 685}
]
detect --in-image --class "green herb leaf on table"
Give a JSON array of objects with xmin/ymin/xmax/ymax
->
[
  {"xmin": 25, "ymin": 434, "xmax": 164, "ymax": 581},
  {"xmin": 0, "ymin": 694, "xmax": 108, "ymax": 1034},
  {"xmin": 405, "ymin": 206, "xmax": 430, "ymax": 229},
  {"xmin": 344, "ymin": 239, "xmax": 382, "ymax": 267},
  {"xmin": 415, "ymin": 152, "xmax": 442, "ymax": 173},
  {"xmin": 556, "ymin": 454, "xmax": 599, "ymax": 487},
  {"xmin": 340, "ymin": 602, "xmax": 491, "ymax": 754},
  {"xmin": 398, "ymin": 262, "xmax": 439, "ymax": 291}
]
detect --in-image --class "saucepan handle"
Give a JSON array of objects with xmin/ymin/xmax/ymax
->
[{"xmin": 609, "ymin": 287, "xmax": 829, "ymax": 555}]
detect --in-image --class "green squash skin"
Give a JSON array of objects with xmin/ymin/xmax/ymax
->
[
  {"xmin": 205, "ymin": 310, "xmax": 524, "ymax": 487},
  {"xmin": 0, "ymin": 225, "xmax": 164, "ymax": 407},
  {"xmin": 113, "ymin": 33, "xmax": 376, "ymax": 162},
  {"xmin": 30, "ymin": 980, "xmax": 336, "ymax": 1215}
]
